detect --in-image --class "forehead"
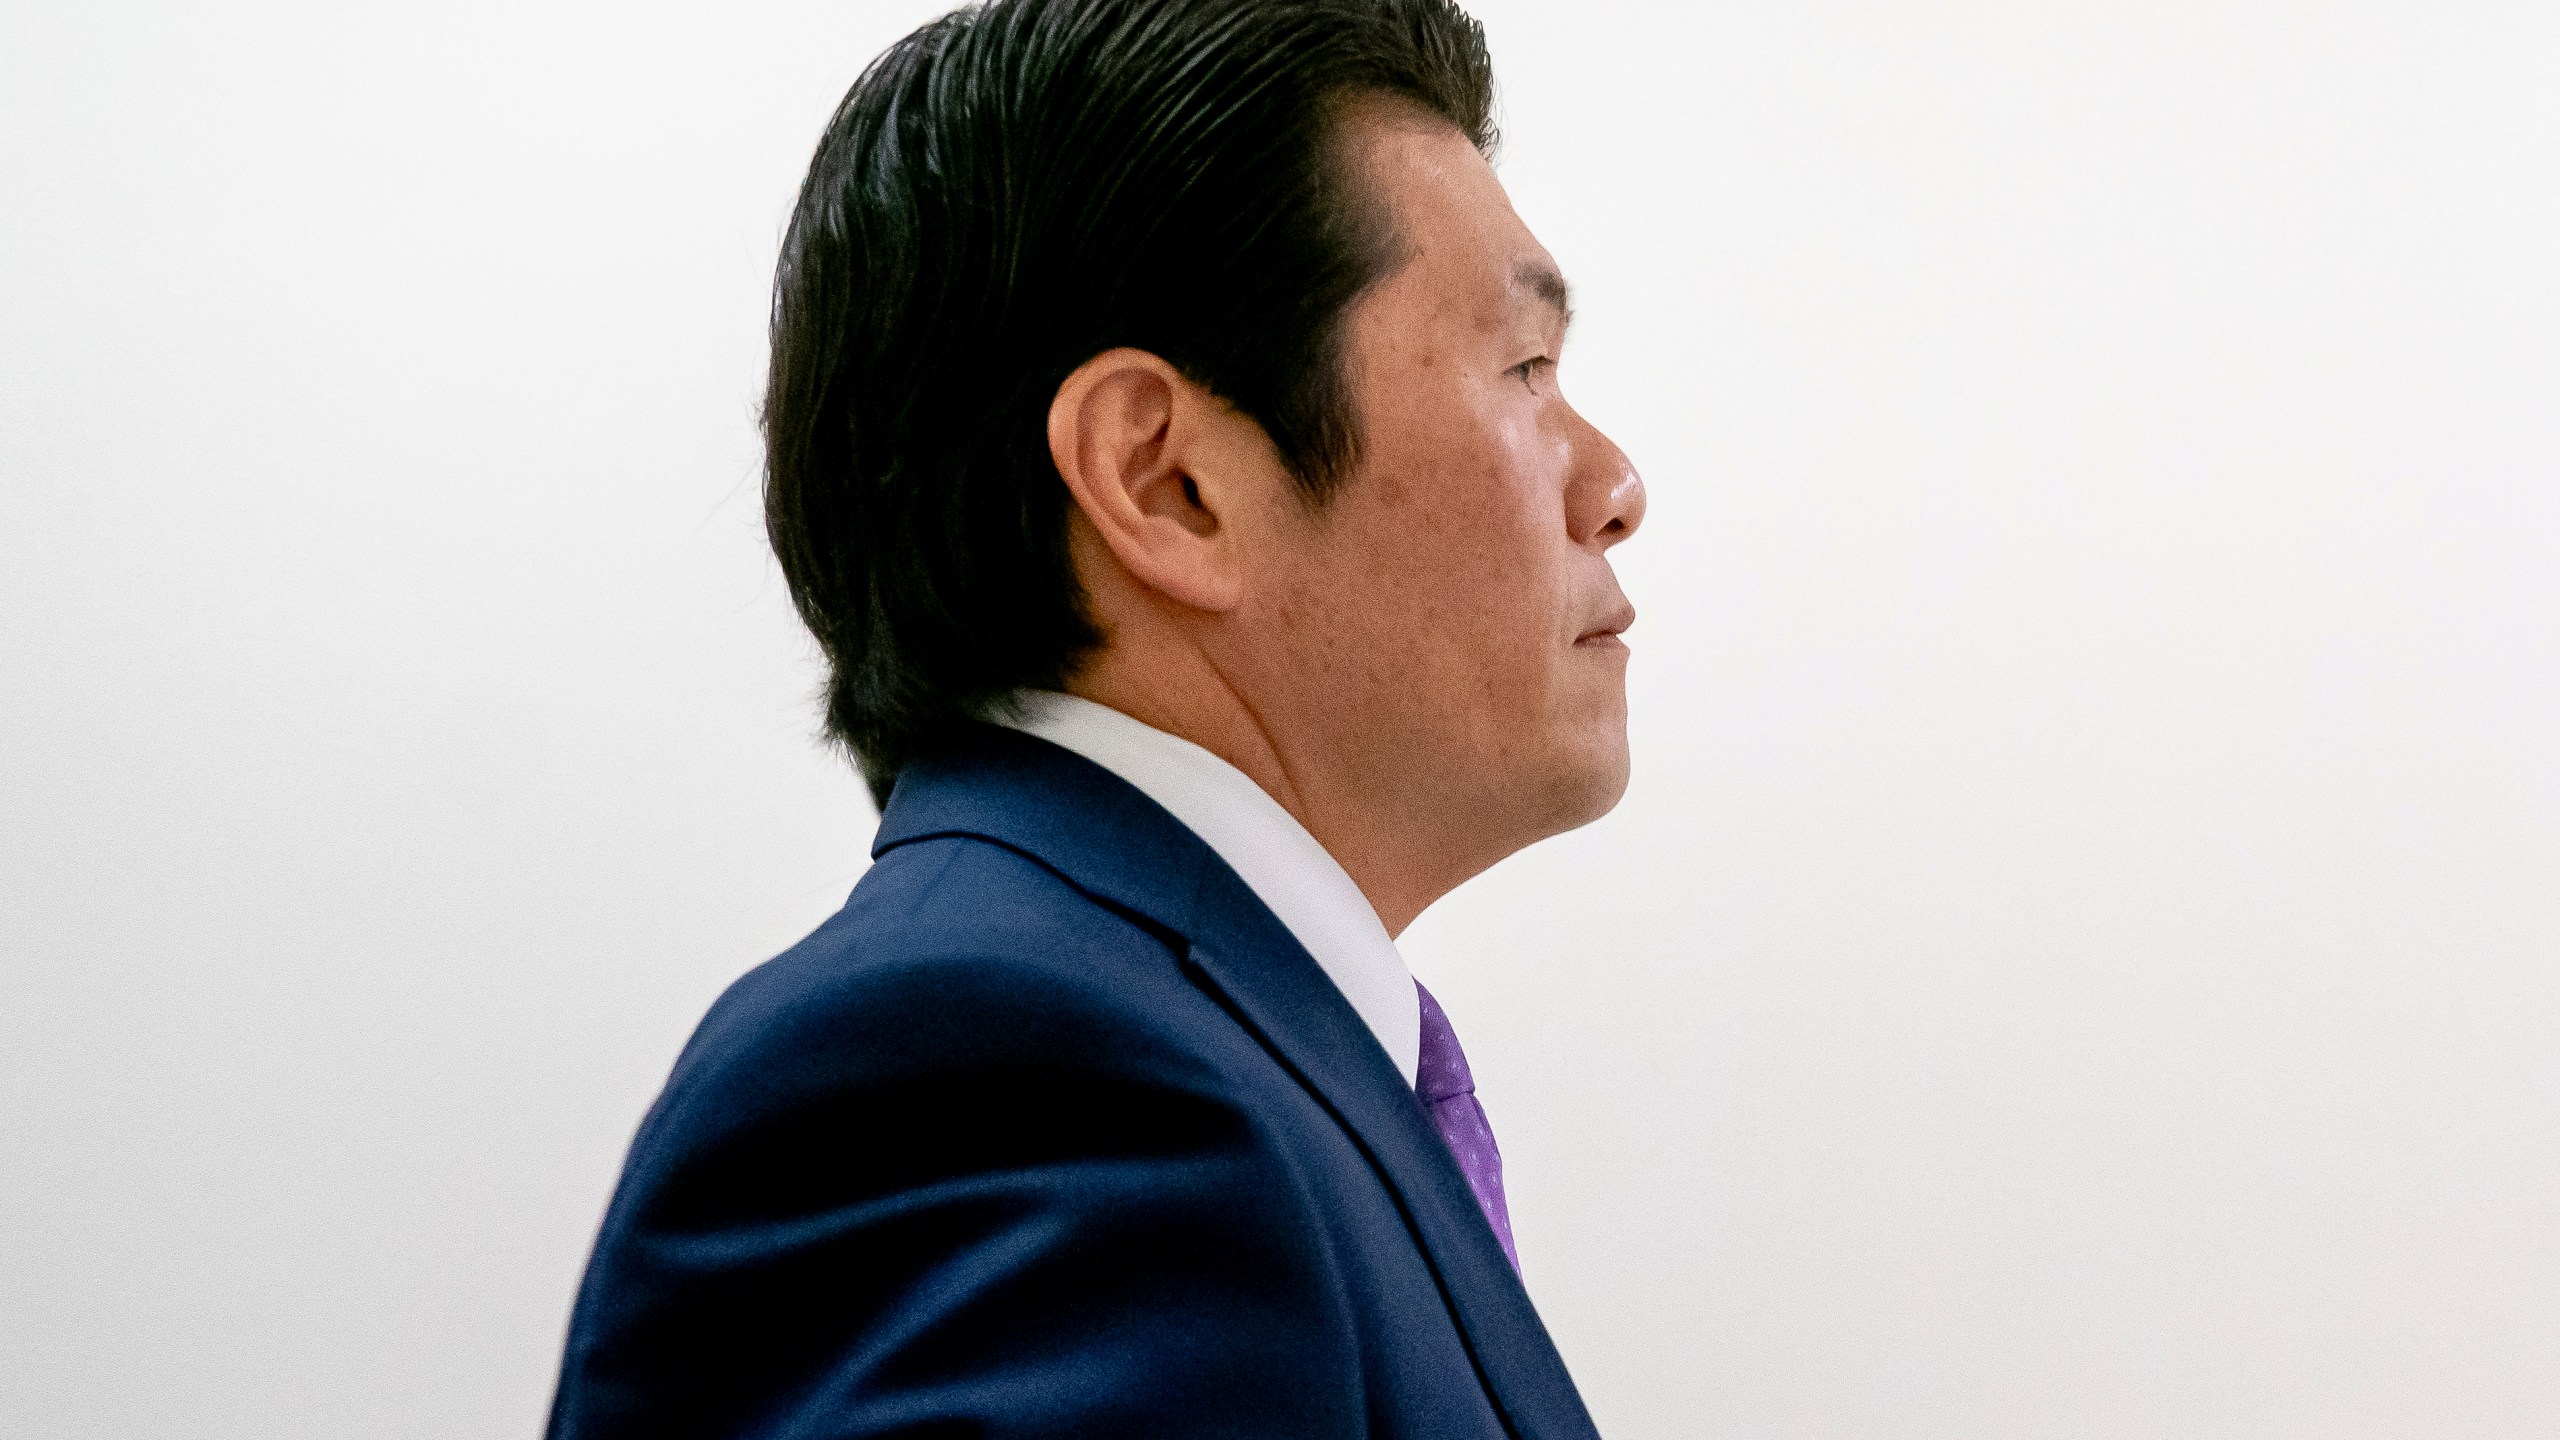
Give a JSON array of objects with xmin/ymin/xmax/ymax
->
[{"xmin": 1344, "ymin": 107, "xmax": 1559, "ymax": 335}]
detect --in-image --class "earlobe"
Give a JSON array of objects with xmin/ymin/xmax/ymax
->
[{"xmin": 1046, "ymin": 348, "xmax": 1245, "ymax": 613}]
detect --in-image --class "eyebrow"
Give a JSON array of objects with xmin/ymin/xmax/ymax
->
[{"xmin": 1516, "ymin": 260, "xmax": 1574, "ymax": 328}]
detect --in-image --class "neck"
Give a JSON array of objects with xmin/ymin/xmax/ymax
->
[{"xmin": 1065, "ymin": 641, "xmax": 1457, "ymax": 939}]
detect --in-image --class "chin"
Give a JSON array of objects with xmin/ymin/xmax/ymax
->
[
  {"xmin": 1564, "ymin": 741, "xmax": 1633, "ymax": 827},
  {"xmin": 1524, "ymin": 715, "xmax": 1631, "ymax": 838}
]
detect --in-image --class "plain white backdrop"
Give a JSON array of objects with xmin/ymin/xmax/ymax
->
[{"xmin": 5, "ymin": 2, "xmax": 2556, "ymax": 1435}]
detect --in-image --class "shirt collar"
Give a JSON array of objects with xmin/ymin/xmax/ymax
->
[{"xmin": 994, "ymin": 691, "xmax": 1421, "ymax": 1086}]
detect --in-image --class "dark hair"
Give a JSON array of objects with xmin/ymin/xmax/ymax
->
[{"xmin": 762, "ymin": 0, "xmax": 1495, "ymax": 803}]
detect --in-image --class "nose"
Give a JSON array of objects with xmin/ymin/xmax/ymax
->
[{"xmin": 1564, "ymin": 408, "xmax": 1645, "ymax": 550}]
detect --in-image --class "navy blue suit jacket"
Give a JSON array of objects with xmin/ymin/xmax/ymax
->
[{"xmin": 548, "ymin": 725, "xmax": 1600, "ymax": 1438}]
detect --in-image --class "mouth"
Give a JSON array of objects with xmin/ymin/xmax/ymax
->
[{"xmin": 1574, "ymin": 604, "xmax": 1637, "ymax": 648}]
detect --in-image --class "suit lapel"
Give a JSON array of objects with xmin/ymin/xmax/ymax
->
[
  {"xmin": 1181, "ymin": 914, "xmax": 1599, "ymax": 1440},
  {"xmin": 876, "ymin": 727, "xmax": 1598, "ymax": 1440}
]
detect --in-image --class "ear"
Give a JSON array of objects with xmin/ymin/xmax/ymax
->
[{"xmin": 1046, "ymin": 347, "xmax": 1262, "ymax": 613}]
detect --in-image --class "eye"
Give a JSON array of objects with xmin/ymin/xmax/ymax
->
[{"xmin": 1510, "ymin": 356, "xmax": 1553, "ymax": 390}]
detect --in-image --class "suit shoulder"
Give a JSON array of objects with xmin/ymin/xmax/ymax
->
[
  {"xmin": 557, "ymin": 839, "xmax": 1374, "ymax": 1437},
  {"xmin": 645, "ymin": 834, "xmax": 1212, "ymax": 1145},
  {"xmin": 704, "ymin": 832, "xmax": 1175, "ymax": 1035}
]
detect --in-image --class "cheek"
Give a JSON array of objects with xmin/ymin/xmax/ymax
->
[
  {"xmin": 1297, "ymin": 374, "xmax": 1583, "ymax": 711},
  {"xmin": 1347, "ymin": 457, "xmax": 1567, "ymax": 698},
  {"xmin": 1370, "ymin": 395, "xmax": 1553, "ymax": 571}
]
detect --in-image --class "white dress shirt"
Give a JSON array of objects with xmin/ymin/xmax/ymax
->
[{"xmin": 996, "ymin": 691, "xmax": 1422, "ymax": 1086}]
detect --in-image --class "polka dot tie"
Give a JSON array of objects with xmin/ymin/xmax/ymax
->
[{"xmin": 1413, "ymin": 980, "xmax": 1518, "ymax": 1271}]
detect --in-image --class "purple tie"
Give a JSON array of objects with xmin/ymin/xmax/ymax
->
[{"xmin": 1413, "ymin": 980, "xmax": 1518, "ymax": 1271}]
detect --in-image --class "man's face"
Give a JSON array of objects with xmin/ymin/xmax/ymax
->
[{"xmin": 1234, "ymin": 105, "xmax": 1646, "ymax": 872}]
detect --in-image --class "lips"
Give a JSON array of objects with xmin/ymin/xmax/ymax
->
[{"xmin": 1575, "ymin": 603, "xmax": 1636, "ymax": 645}]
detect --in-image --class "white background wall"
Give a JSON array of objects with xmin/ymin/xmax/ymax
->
[{"xmin": 5, "ymin": 2, "xmax": 2554, "ymax": 1435}]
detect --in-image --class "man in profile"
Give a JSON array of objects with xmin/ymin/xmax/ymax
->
[{"xmin": 548, "ymin": 0, "xmax": 1644, "ymax": 1433}]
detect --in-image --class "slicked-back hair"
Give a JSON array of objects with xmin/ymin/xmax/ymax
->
[{"xmin": 763, "ymin": 0, "xmax": 1495, "ymax": 804}]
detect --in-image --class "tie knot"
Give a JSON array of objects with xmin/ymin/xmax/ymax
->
[{"xmin": 1412, "ymin": 980, "xmax": 1477, "ymax": 1103}]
